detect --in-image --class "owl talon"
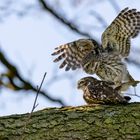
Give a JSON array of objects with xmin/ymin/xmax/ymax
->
[{"xmin": 132, "ymin": 80, "xmax": 140, "ymax": 87}]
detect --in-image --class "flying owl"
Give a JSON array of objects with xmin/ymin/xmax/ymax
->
[
  {"xmin": 77, "ymin": 76, "xmax": 131, "ymax": 105},
  {"xmin": 52, "ymin": 8, "xmax": 140, "ymax": 91}
]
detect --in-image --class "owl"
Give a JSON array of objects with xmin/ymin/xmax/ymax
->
[
  {"xmin": 77, "ymin": 76, "xmax": 131, "ymax": 105},
  {"xmin": 82, "ymin": 50, "xmax": 140, "ymax": 90},
  {"xmin": 52, "ymin": 8, "xmax": 140, "ymax": 91}
]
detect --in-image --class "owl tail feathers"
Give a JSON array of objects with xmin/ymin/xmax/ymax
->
[{"xmin": 119, "ymin": 96, "xmax": 131, "ymax": 105}]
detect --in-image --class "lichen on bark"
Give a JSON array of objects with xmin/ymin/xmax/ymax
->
[{"xmin": 0, "ymin": 103, "xmax": 140, "ymax": 140}]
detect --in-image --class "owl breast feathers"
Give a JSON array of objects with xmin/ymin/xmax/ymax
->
[{"xmin": 51, "ymin": 7, "xmax": 140, "ymax": 91}]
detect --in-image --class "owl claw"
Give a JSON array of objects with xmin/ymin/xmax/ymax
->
[{"xmin": 132, "ymin": 80, "xmax": 140, "ymax": 87}]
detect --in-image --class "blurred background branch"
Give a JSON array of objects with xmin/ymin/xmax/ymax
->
[
  {"xmin": 38, "ymin": 0, "xmax": 94, "ymax": 39},
  {"xmin": 0, "ymin": 49, "xmax": 65, "ymax": 106}
]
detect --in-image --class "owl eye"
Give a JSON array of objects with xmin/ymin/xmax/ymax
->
[{"xmin": 79, "ymin": 80, "xmax": 85, "ymax": 85}]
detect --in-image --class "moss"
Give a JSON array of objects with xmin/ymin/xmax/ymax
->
[{"xmin": 0, "ymin": 103, "xmax": 140, "ymax": 139}]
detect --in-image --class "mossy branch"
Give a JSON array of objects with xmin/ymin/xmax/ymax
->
[{"xmin": 0, "ymin": 103, "xmax": 140, "ymax": 140}]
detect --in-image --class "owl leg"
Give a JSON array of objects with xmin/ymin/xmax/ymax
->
[
  {"xmin": 115, "ymin": 73, "xmax": 140, "ymax": 93},
  {"xmin": 116, "ymin": 82, "xmax": 134, "ymax": 92},
  {"xmin": 127, "ymin": 73, "xmax": 140, "ymax": 87},
  {"xmin": 121, "ymin": 71, "xmax": 140, "ymax": 90}
]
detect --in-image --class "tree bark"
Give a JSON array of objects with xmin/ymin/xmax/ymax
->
[{"xmin": 0, "ymin": 103, "xmax": 140, "ymax": 140}]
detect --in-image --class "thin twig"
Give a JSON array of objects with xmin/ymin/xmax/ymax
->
[
  {"xmin": 30, "ymin": 72, "xmax": 47, "ymax": 115},
  {"xmin": 21, "ymin": 72, "xmax": 47, "ymax": 139},
  {"xmin": 0, "ymin": 49, "xmax": 65, "ymax": 106},
  {"xmin": 126, "ymin": 93, "xmax": 140, "ymax": 98},
  {"xmin": 125, "ymin": 57, "xmax": 140, "ymax": 68},
  {"xmin": 125, "ymin": 86, "xmax": 140, "ymax": 98},
  {"xmin": 90, "ymin": 10, "xmax": 108, "ymax": 28},
  {"xmin": 108, "ymin": 0, "xmax": 120, "ymax": 13}
]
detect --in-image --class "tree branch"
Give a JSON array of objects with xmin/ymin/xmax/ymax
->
[
  {"xmin": 108, "ymin": 0, "xmax": 120, "ymax": 13},
  {"xmin": 125, "ymin": 57, "xmax": 140, "ymax": 68},
  {"xmin": 0, "ymin": 103, "xmax": 140, "ymax": 139}
]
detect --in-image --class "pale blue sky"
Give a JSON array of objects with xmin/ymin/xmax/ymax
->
[{"xmin": 0, "ymin": 0, "xmax": 140, "ymax": 116}]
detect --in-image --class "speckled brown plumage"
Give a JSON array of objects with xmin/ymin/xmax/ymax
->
[{"xmin": 77, "ymin": 77, "xmax": 131, "ymax": 105}]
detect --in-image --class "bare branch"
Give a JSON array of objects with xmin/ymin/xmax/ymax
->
[
  {"xmin": 108, "ymin": 0, "xmax": 120, "ymax": 13},
  {"xmin": 89, "ymin": 10, "xmax": 108, "ymax": 28},
  {"xmin": 31, "ymin": 73, "xmax": 46, "ymax": 113},
  {"xmin": 0, "ymin": 49, "xmax": 65, "ymax": 106},
  {"xmin": 21, "ymin": 73, "xmax": 47, "ymax": 140},
  {"xmin": 38, "ymin": 0, "xmax": 96, "ymax": 39},
  {"xmin": 125, "ymin": 57, "xmax": 140, "ymax": 68}
]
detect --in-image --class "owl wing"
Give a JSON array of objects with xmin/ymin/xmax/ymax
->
[
  {"xmin": 101, "ymin": 7, "xmax": 140, "ymax": 57},
  {"xmin": 51, "ymin": 39, "xmax": 99, "ymax": 71}
]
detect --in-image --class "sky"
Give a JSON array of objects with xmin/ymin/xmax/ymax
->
[{"xmin": 0, "ymin": 0, "xmax": 140, "ymax": 116}]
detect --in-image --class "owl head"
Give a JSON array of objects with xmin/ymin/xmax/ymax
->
[{"xmin": 77, "ymin": 76, "xmax": 97, "ymax": 89}]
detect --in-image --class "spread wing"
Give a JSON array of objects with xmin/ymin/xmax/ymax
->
[
  {"xmin": 51, "ymin": 39, "xmax": 99, "ymax": 71},
  {"xmin": 102, "ymin": 7, "xmax": 140, "ymax": 57}
]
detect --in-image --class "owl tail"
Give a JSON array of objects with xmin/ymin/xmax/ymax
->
[{"xmin": 123, "ymin": 96, "xmax": 131, "ymax": 102}]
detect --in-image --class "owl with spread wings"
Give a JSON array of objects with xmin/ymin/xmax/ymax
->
[{"xmin": 51, "ymin": 8, "xmax": 140, "ymax": 91}]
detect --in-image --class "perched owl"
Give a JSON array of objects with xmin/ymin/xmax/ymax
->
[
  {"xmin": 52, "ymin": 8, "xmax": 140, "ymax": 91},
  {"xmin": 77, "ymin": 76, "xmax": 131, "ymax": 105}
]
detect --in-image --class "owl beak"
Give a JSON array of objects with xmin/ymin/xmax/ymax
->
[
  {"xmin": 77, "ymin": 84, "xmax": 81, "ymax": 89},
  {"xmin": 77, "ymin": 82, "xmax": 83, "ymax": 89}
]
